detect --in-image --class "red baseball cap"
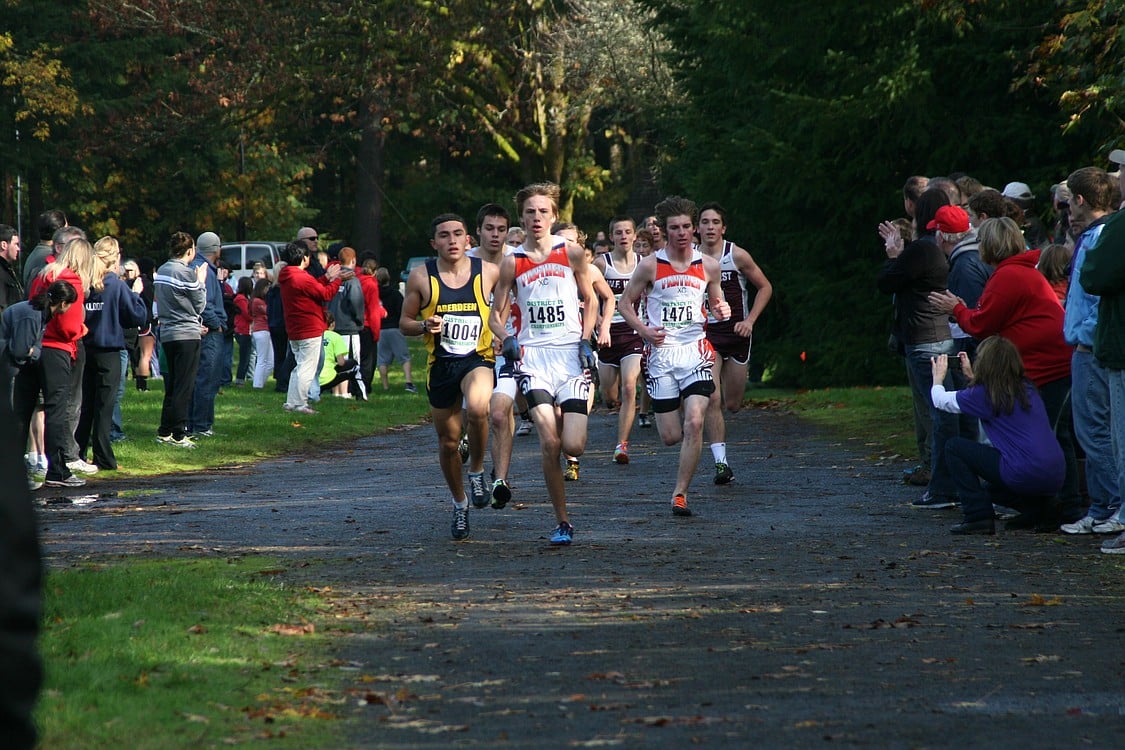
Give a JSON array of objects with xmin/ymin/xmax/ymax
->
[{"xmin": 926, "ymin": 205, "xmax": 970, "ymax": 234}]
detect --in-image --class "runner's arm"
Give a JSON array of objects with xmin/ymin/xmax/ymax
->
[
  {"xmin": 399, "ymin": 264, "xmax": 432, "ymax": 336},
  {"xmin": 618, "ymin": 256, "xmax": 663, "ymax": 346},
  {"xmin": 731, "ymin": 244, "xmax": 772, "ymax": 337},
  {"xmin": 589, "ymin": 265, "xmax": 615, "ymax": 347},
  {"xmin": 702, "ymin": 255, "xmax": 730, "ymax": 322},
  {"xmin": 488, "ymin": 254, "xmax": 516, "ymax": 342},
  {"xmin": 568, "ymin": 241, "xmax": 598, "ymax": 342}
]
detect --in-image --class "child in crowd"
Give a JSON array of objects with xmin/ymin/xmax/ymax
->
[
  {"xmin": 3, "ymin": 280, "xmax": 79, "ymax": 488},
  {"xmin": 1037, "ymin": 243, "xmax": 1072, "ymax": 305},
  {"xmin": 250, "ymin": 278, "xmax": 273, "ymax": 388},
  {"xmin": 930, "ymin": 336, "xmax": 1065, "ymax": 535}
]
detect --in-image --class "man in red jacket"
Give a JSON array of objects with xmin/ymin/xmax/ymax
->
[{"xmin": 278, "ymin": 242, "xmax": 345, "ymax": 414}]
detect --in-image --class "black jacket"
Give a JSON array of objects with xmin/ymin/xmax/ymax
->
[{"xmin": 0, "ymin": 258, "xmax": 23, "ymax": 315}]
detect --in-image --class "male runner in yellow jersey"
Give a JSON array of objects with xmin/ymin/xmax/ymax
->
[{"xmin": 401, "ymin": 213, "xmax": 498, "ymax": 541}]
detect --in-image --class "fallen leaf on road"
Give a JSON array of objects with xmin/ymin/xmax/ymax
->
[
  {"xmin": 1022, "ymin": 594, "xmax": 1062, "ymax": 607},
  {"xmin": 1022, "ymin": 654, "xmax": 1061, "ymax": 664},
  {"xmin": 267, "ymin": 623, "xmax": 315, "ymax": 635}
]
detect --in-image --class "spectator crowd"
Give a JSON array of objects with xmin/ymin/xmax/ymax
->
[{"xmin": 877, "ymin": 149, "xmax": 1125, "ymax": 554}]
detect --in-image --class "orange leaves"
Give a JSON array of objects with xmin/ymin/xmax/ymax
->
[
  {"xmin": 266, "ymin": 622, "xmax": 316, "ymax": 636},
  {"xmin": 1021, "ymin": 594, "xmax": 1063, "ymax": 607}
]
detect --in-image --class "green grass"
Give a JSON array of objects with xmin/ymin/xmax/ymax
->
[
  {"xmin": 38, "ymin": 557, "xmax": 340, "ymax": 749},
  {"xmin": 747, "ymin": 384, "xmax": 916, "ymax": 461},
  {"xmin": 101, "ymin": 341, "xmax": 433, "ymax": 478}
]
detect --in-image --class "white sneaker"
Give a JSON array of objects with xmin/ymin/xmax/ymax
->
[
  {"xmin": 66, "ymin": 458, "xmax": 99, "ymax": 475},
  {"xmin": 1060, "ymin": 515, "xmax": 1097, "ymax": 534},
  {"xmin": 516, "ymin": 419, "xmax": 533, "ymax": 436},
  {"xmin": 1093, "ymin": 518, "xmax": 1125, "ymax": 534}
]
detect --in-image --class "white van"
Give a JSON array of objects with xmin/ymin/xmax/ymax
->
[{"xmin": 220, "ymin": 241, "xmax": 286, "ymax": 282}]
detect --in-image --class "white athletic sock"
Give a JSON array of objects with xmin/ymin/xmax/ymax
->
[
  {"xmin": 710, "ymin": 442, "xmax": 727, "ymax": 464},
  {"xmin": 453, "ymin": 498, "xmax": 468, "ymax": 510}
]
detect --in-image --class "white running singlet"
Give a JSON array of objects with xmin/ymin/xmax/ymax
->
[
  {"xmin": 644, "ymin": 248, "xmax": 709, "ymax": 348},
  {"xmin": 511, "ymin": 238, "xmax": 583, "ymax": 347}
]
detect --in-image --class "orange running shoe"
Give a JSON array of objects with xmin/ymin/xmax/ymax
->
[{"xmin": 672, "ymin": 493, "xmax": 692, "ymax": 517}]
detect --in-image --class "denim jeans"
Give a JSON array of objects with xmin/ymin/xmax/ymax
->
[
  {"xmin": 946, "ymin": 437, "xmax": 1051, "ymax": 522},
  {"xmin": 189, "ymin": 331, "xmax": 223, "ymax": 432},
  {"xmin": 1038, "ymin": 376, "xmax": 1083, "ymax": 520},
  {"xmin": 953, "ymin": 338, "xmax": 980, "ymax": 443},
  {"xmin": 905, "ymin": 339, "xmax": 959, "ymax": 500},
  {"xmin": 1071, "ymin": 350, "xmax": 1120, "ymax": 520},
  {"xmin": 1107, "ymin": 370, "xmax": 1125, "ymax": 524}
]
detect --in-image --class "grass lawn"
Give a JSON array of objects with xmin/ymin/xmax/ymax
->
[
  {"xmin": 36, "ymin": 338, "xmax": 915, "ymax": 746},
  {"xmin": 39, "ymin": 558, "xmax": 339, "ymax": 749}
]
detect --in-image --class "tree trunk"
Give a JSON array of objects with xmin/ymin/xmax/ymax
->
[{"xmin": 352, "ymin": 118, "xmax": 385, "ymax": 263}]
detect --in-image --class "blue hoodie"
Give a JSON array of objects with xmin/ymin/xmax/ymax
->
[
  {"xmin": 84, "ymin": 272, "xmax": 149, "ymax": 350},
  {"xmin": 189, "ymin": 255, "xmax": 228, "ymax": 332}
]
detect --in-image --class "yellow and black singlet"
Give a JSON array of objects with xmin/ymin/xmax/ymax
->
[{"xmin": 420, "ymin": 256, "xmax": 494, "ymax": 365}]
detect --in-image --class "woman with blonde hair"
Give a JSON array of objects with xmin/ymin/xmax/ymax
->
[
  {"xmin": 75, "ymin": 237, "xmax": 147, "ymax": 470},
  {"xmin": 15, "ymin": 238, "xmax": 97, "ymax": 487}
]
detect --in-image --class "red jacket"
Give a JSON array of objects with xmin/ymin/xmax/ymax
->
[
  {"xmin": 233, "ymin": 293, "xmax": 251, "ymax": 336},
  {"xmin": 250, "ymin": 297, "xmax": 269, "ymax": 333},
  {"xmin": 279, "ymin": 264, "xmax": 342, "ymax": 340},
  {"xmin": 359, "ymin": 272, "xmax": 382, "ymax": 340},
  {"xmin": 952, "ymin": 251, "xmax": 1070, "ymax": 386},
  {"xmin": 30, "ymin": 267, "xmax": 85, "ymax": 360}
]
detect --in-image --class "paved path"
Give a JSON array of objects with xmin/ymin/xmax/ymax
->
[{"xmin": 39, "ymin": 404, "xmax": 1125, "ymax": 747}]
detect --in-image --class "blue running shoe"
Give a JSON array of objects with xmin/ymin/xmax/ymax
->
[
  {"xmin": 451, "ymin": 507, "xmax": 470, "ymax": 541},
  {"xmin": 550, "ymin": 521, "xmax": 574, "ymax": 546},
  {"xmin": 468, "ymin": 472, "xmax": 489, "ymax": 509}
]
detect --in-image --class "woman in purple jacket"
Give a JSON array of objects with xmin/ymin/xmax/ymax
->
[{"xmin": 930, "ymin": 335, "xmax": 1065, "ymax": 535}]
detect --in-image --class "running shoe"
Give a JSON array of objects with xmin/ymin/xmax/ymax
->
[
  {"xmin": 1101, "ymin": 531, "xmax": 1125, "ymax": 554},
  {"xmin": 550, "ymin": 521, "xmax": 574, "ymax": 546},
  {"xmin": 637, "ymin": 413, "xmax": 651, "ymax": 428},
  {"xmin": 468, "ymin": 472, "xmax": 489, "ymax": 509},
  {"xmin": 157, "ymin": 434, "xmax": 197, "ymax": 449},
  {"xmin": 713, "ymin": 462, "xmax": 734, "ymax": 485},
  {"xmin": 490, "ymin": 478, "xmax": 512, "ymax": 509},
  {"xmin": 1060, "ymin": 515, "xmax": 1098, "ymax": 535},
  {"xmin": 46, "ymin": 474, "xmax": 86, "ymax": 488},
  {"xmin": 67, "ymin": 458, "xmax": 99, "ymax": 475},
  {"xmin": 293, "ymin": 405, "xmax": 318, "ymax": 415},
  {"xmin": 404, "ymin": 382, "xmax": 418, "ymax": 394},
  {"xmin": 451, "ymin": 507, "xmax": 470, "ymax": 541},
  {"xmin": 911, "ymin": 491, "xmax": 956, "ymax": 509},
  {"xmin": 1093, "ymin": 518, "xmax": 1125, "ymax": 534},
  {"xmin": 613, "ymin": 442, "xmax": 629, "ymax": 464},
  {"xmin": 516, "ymin": 419, "xmax": 533, "ymax": 436},
  {"xmin": 672, "ymin": 493, "xmax": 692, "ymax": 517},
  {"xmin": 458, "ymin": 435, "xmax": 470, "ymax": 464},
  {"xmin": 192, "ymin": 428, "xmax": 215, "ymax": 438},
  {"xmin": 28, "ymin": 476, "xmax": 43, "ymax": 491},
  {"xmin": 564, "ymin": 460, "xmax": 580, "ymax": 481}
]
